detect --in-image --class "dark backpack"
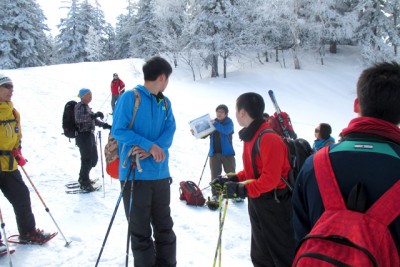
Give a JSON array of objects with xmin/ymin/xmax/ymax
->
[
  {"xmin": 293, "ymin": 146, "xmax": 400, "ymax": 266},
  {"xmin": 62, "ymin": 100, "xmax": 78, "ymax": 139},
  {"xmin": 179, "ymin": 181, "xmax": 206, "ymax": 206},
  {"xmin": 252, "ymin": 128, "xmax": 312, "ymax": 191}
]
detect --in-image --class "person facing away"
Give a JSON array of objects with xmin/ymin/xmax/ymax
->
[
  {"xmin": 213, "ymin": 92, "xmax": 295, "ymax": 266},
  {"xmin": 111, "ymin": 56, "xmax": 177, "ymax": 267},
  {"xmin": 292, "ymin": 62, "xmax": 400, "ymax": 251},
  {"xmin": 0, "ymin": 74, "xmax": 51, "ymax": 248},
  {"xmin": 313, "ymin": 123, "xmax": 335, "ymax": 152},
  {"xmin": 110, "ymin": 73, "xmax": 125, "ymax": 112},
  {"xmin": 208, "ymin": 104, "xmax": 235, "ymax": 196},
  {"xmin": 74, "ymin": 88, "xmax": 111, "ymax": 192}
]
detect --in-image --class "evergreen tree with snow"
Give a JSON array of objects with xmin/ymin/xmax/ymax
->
[{"xmin": 0, "ymin": 0, "xmax": 51, "ymax": 69}]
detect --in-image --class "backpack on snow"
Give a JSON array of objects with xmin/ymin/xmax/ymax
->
[
  {"xmin": 62, "ymin": 100, "xmax": 78, "ymax": 139},
  {"xmin": 179, "ymin": 181, "xmax": 206, "ymax": 206},
  {"xmin": 105, "ymin": 89, "xmax": 141, "ymax": 179},
  {"xmin": 292, "ymin": 146, "xmax": 400, "ymax": 267},
  {"xmin": 252, "ymin": 128, "xmax": 312, "ymax": 191}
]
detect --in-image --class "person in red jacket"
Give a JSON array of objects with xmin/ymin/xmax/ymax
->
[
  {"xmin": 110, "ymin": 73, "xmax": 125, "ymax": 112},
  {"xmin": 215, "ymin": 92, "xmax": 295, "ymax": 266}
]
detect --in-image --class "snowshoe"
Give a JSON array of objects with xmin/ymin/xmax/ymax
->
[{"xmin": 8, "ymin": 229, "xmax": 58, "ymax": 245}]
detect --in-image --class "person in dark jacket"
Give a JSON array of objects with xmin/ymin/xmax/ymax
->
[
  {"xmin": 208, "ymin": 104, "xmax": 235, "ymax": 183},
  {"xmin": 312, "ymin": 122, "xmax": 335, "ymax": 152},
  {"xmin": 292, "ymin": 62, "xmax": 400, "ymax": 251},
  {"xmin": 111, "ymin": 56, "xmax": 176, "ymax": 267},
  {"xmin": 74, "ymin": 88, "xmax": 111, "ymax": 192},
  {"xmin": 214, "ymin": 92, "xmax": 295, "ymax": 266}
]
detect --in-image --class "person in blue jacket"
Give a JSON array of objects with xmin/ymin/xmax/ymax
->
[
  {"xmin": 111, "ymin": 56, "xmax": 176, "ymax": 267},
  {"xmin": 292, "ymin": 62, "xmax": 400, "ymax": 251},
  {"xmin": 312, "ymin": 122, "xmax": 335, "ymax": 152},
  {"xmin": 208, "ymin": 104, "xmax": 235, "ymax": 195}
]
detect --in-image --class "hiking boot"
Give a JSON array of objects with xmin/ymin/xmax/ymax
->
[
  {"xmin": 80, "ymin": 183, "xmax": 96, "ymax": 192},
  {"xmin": 19, "ymin": 229, "xmax": 52, "ymax": 244},
  {"xmin": 0, "ymin": 241, "xmax": 6, "ymax": 253}
]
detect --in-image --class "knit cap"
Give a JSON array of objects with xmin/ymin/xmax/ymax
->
[
  {"xmin": 78, "ymin": 88, "xmax": 91, "ymax": 98},
  {"xmin": 0, "ymin": 74, "xmax": 12, "ymax": 86}
]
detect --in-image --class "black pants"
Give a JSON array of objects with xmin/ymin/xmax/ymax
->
[
  {"xmin": 121, "ymin": 178, "xmax": 177, "ymax": 267},
  {"xmin": 76, "ymin": 132, "xmax": 98, "ymax": 185},
  {"xmin": 0, "ymin": 170, "xmax": 36, "ymax": 238},
  {"xmin": 248, "ymin": 189, "xmax": 295, "ymax": 267}
]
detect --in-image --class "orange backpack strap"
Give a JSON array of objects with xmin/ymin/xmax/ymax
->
[
  {"xmin": 313, "ymin": 146, "xmax": 346, "ymax": 210},
  {"xmin": 128, "ymin": 89, "xmax": 141, "ymax": 128}
]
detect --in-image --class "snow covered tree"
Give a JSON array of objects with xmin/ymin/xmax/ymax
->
[
  {"xmin": 0, "ymin": 0, "xmax": 51, "ymax": 69},
  {"xmin": 56, "ymin": 0, "xmax": 110, "ymax": 63},
  {"xmin": 129, "ymin": 0, "xmax": 162, "ymax": 58}
]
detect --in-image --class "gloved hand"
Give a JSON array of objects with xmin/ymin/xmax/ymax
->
[
  {"xmin": 91, "ymin": 111, "xmax": 104, "ymax": 120},
  {"xmin": 103, "ymin": 123, "xmax": 112, "ymax": 130},
  {"xmin": 226, "ymin": 173, "xmax": 239, "ymax": 182},
  {"xmin": 12, "ymin": 148, "xmax": 27, "ymax": 166},
  {"xmin": 224, "ymin": 182, "xmax": 247, "ymax": 199},
  {"xmin": 210, "ymin": 176, "xmax": 229, "ymax": 187}
]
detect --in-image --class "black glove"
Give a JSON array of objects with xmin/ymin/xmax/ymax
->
[
  {"xmin": 227, "ymin": 175, "xmax": 239, "ymax": 182},
  {"xmin": 210, "ymin": 177, "xmax": 229, "ymax": 187},
  {"xmin": 91, "ymin": 111, "xmax": 104, "ymax": 120},
  {"xmin": 103, "ymin": 123, "xmax": 111, "ymax": 130},
  {"xmin": 224, "ymin": 182, "xmax": 247, "ymax": 199}
]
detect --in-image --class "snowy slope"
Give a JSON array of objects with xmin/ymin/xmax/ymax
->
[{"xmin": 0, "ymin": 47, "xmax": 365, "ymax": 266}]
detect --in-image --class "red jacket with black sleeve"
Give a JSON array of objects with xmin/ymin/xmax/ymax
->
[
  {"xmin": 237, "ymin": 123, "xmax": 290, "ymax": 198},
  {"xmin": 111, "ymin": 78, "xmax": 125, "ymax": 95}
]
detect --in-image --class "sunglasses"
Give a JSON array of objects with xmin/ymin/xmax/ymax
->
[
  {"xmin": 1, "ymin": 84, "xmax": 13, "ymax": 89},
  {"xmin": 315, "ymin": 128, "xmax": 320, "ymax": 133}
]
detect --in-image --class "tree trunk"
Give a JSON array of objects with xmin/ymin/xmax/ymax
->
[
  {"xmin": 329, "ymin": 41, "xmax": 337, "ymax": 54},
  {"xmin": 275, "ymin": 49, "xmax": 279, "ymax": 62},
  {"xmin": 211, "ymin": 54, "xmax": 219, "ymax": 78},
  {"xmin": 223, "ymin": 57, "xmax": 227, "ymax": 78}
]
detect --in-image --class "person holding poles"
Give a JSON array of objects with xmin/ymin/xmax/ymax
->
[
  {"xmin": 111, "ymin": 56, "xmax": 177, "ymax": 267},
  {"xmin": 0, "ymin": 74, "xmax": 51, "ymax": 247}
]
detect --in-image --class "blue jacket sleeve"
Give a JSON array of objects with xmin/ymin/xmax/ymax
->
[
  {"xmin": 154, "ymin": 98, "xmax": 176, "ymax": 151},
  {"xmin": 213, "ymin": 117, "xmax": 234, "ymax": 135}
]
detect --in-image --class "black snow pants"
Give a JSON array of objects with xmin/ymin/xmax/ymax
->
[{"xmin": 76, "ymin": 132, "xmax": 98, "ymax": 186}]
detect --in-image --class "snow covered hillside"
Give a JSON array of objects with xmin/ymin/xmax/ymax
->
[{"xmin": 0, "ymin": 47, "xmax": 366, "ymax": 266}]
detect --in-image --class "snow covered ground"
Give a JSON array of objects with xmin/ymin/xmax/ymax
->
[{"xmin": 0, "ymin": 47, "xmax": 366, "ymax": 266}]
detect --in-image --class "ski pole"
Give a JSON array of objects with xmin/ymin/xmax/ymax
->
[
  {"xmin": 98, "ymin": 131, "xmax": 105, "ymax": 197},
  {"xmin": 0, "ymin": 206, "xmax": 13, "ymax": 267},
  {"xmin": 213, "ymin": 192, "xmax": 229, "ymax": 267},
  {"xmin": 125, "ymin": 153, "xmax": 139, "ymax": 267},
  {"xmin": 20, "ymin": 166, "xmax": 71, "ymax": 247},
  {"xmin": 197, "ymin": 154, "xmax": 209, "ymax": 187},
  {"xmin": 97, "ymin": 92, "xmax": 111, "ymax": 112},
  {"xmin": 95, "ymin": 161, "xmax": 135, "ymax": 267}
]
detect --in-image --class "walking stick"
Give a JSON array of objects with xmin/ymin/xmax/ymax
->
[
  {"xmin": 95, "ymin": 162, "xmax": 135, "ymax": 267},
  {"xmin": 98, "ymin": 131, "xmax": 105, "ymax": 197},
  {"xmin": 197, "ymin": 154, "xmax": 209, "ymax": 187},
  {"xmin": 0, "ymin": 207, "xmax": 13, "ymax": 267},
  {"xmin": 126, "ymin": 153, "xmax": 139, "ymax": 267},
  {"xmin": 20, "ymin": 166, "xmax": 71, "ymax": 247},
  {"xmin": 213, "ymin": 190, "xmax": 229, "ymax": 267}
]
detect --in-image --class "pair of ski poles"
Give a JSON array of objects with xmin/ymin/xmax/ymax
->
[
  {"xmin": 95, "ymin": 150, "xmax": 140, "ymax": 267},
  {"xmin": 212, "ymin": 186, "xmax": 229, "ymax": 267}
]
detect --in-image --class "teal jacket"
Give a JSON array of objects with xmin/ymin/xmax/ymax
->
[{"xmin": 111, "ymin": 85, "xmax": 176, "ymax": 181}]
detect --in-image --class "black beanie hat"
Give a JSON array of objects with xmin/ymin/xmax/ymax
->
[{"xmin": 216, "ymin": 104, "xmax": 228, "ymax": 114}]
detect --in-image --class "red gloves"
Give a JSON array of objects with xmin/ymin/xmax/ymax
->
[{"xmin": 12, "ymin": 148, "xmax": 27, "ymax": 166}]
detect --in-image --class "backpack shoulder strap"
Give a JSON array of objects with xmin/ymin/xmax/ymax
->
[
  {"xmin": 366, "ymin": 180, "xmax": 400, "ymax": 226},
  {"xmin": 313, "ymin": 146, "xmax": 346, "ymax": 210},
  {"xmin": 251, "ymin": 128, "xmax": 277, "ymax": 178},
  {"xmin": 128, "ymin": 89, "xmax": 141, "ymax": 129}
]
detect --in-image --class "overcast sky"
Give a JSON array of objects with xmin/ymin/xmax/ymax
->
[{"xmin": 36, "ymin": 0, "xmax": 129, "ymax": 35}]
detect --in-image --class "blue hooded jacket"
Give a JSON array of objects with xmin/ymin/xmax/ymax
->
[
  {"xmin": 208, "ymin": 117, "xmax": 235, "ymax": 157},
  {"xmin": 111, "ymin": 85, "xmax": 176, "ymax": 181}
]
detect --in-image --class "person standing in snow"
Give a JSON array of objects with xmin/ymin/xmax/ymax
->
[
  {"xmin": 0, "ymin": 74, "xmax": 52, "ymax": 249},
  {"xmin": 312, "ymin": 122, "xmax": 335, "ymax": 152},
  {"xmin": 213, "ymin": 92, "xmax": 295, "ymax": 266},
  {"xmin": 110, "ymin": 73, "xmax": 125, "ymax": 112},
  {"xmin": 111, "ymin": 56, "xmax": 177, "ymax": 267},
  {"xmin": 292, "ymin": 62, "xmax": 400, "ymax": 250},
  {"xmin": 74, "ymin": 88, "xmax": 111, "ymax": 192},
  {"xmin": 206, "ymin": 104, "xmax": 236, "ymax": 197}
]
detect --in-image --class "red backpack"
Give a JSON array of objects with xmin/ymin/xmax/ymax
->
[
  {"xmin": 293, "ymin": 147, "xmax": 400, "ymax": 267},
  {"xmin": 179, "ymin": 181, "xmax": 206, "ymax": 206}
]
